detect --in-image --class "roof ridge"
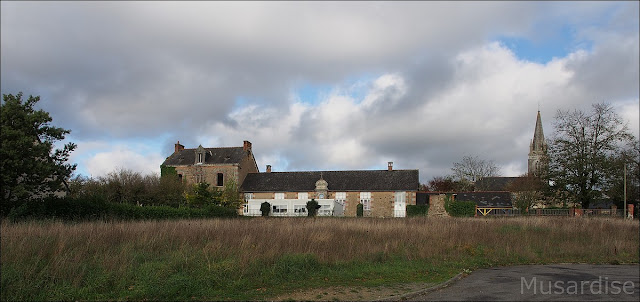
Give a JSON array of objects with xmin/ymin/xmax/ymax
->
[
  {"xmin": 255, "ymin": 169, "xmax": 418, "ymax": 173},
  {"xmin": 179, "ymin": 146, "xmax": 243, "ymax": 151}
]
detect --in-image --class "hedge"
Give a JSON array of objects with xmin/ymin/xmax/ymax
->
[
  {"xmin": 406, "ymin": 205, "xmax": 429, "ymax": 216},
  {"xmin": 7, "ymin": 196, "xmax": 237, "ymax": 222},
  {"xmin": 445, "ymin": 200, "xmax": 476, "ymax": 217}
]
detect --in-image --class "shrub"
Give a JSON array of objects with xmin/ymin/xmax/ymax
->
[
  {"xmin": 356, "ymin": 203, "xmax": 363, "ymax": 217},
  {"xmin": 445, "ymin": 200, "xmax": 476, "ymax": 217},
  {"xmin": 260, "ymin": 201, "xmax": 271, "ymax": 217},
  {"xmin": 7, "ymin": 196, "xmax": 237, "ymax": 222},
  {"xmin": 406, "ymin": 205, "xmax": 429, "ymax": 216},
  {"xmin": 306, "ymin": 199, "xmax": 321, "ymax": 217}
]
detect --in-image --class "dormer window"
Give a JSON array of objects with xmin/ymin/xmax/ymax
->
[{"xmin": 195, "ymin": 145, "xmax": 206, "ymax": 164}]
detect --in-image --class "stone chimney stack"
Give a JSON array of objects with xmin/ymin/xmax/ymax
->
[
  {"xmin": 388, "ymin": 162, "xmax": 393, "ymax": 171},
  {"xmin": 243, "ymin": 140, "xmax": 252, "ymax": 152},
  {"xmin": 174, "ymin": 141, "xmax": 185, "ymax": 153},
  {"xmin": 266, "ymin": 165, "xmax": 272, "ymax": 173}
]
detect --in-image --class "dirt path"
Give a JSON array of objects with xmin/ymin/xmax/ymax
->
[{"xmin": 271, "ymin": 281, "xmax": 437, "ymax": 301}]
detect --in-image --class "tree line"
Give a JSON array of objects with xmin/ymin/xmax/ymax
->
[
  {"xmin": 423, "ymin": 103, "xmax": 639, "ymax": 210},
  {"xmin": 1, "ymin": 92, "xmax": 638, "ymax": 216}
]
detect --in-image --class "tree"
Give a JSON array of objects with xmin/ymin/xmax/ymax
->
[
  {"xmin": 220, "ymin": 179, "xmax": 242, "ymax": 208},
  {"xmin": 506, "ymin": 174, "xmax": 546, "ymax": 212},
  {"xmin": 548, "ymin": 103, "xmax": 634, "ymax": 209},
  {"xmin": 306, "ymin": 199, "xmax": 321, "ymax": 217},
  {"xmin": 185, "ymin": 182, "xmax": 221, "ymax": 208},
  {"xmin": 260, "ymin": 201, "xmax": 271, "ymax": 216},
  {"xmin": 426, "ymin": 175, "xmax": 469, "ymax": 192},
  {"xmin": 1, "ymin": 93, "xmax": 76, "ymax": 215},
  {"xmin": 451, "ymin": 155, "xmax": 499, "ymax": 189}
]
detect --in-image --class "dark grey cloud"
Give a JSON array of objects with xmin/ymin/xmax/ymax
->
[{"xmin": 1, "ymin": 1, "xmax": 637, "ymax": 181}]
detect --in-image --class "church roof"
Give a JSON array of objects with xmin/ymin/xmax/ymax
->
[
  {"xmin": 240, "ymin": 170, "xmax": 419, "ymax": 192},
  {"xmin": 162, "ymin": 147, "xmax": 246, "ymax": 166}
]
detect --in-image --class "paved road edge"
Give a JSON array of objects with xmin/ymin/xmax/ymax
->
[{"xmin": 375, "ymin": 272, "xmax": 466, "ymax": 301}]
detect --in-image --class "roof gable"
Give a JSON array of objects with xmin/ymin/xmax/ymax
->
[
  {"xmin": 162, "ymin": 147, "xmax": 246, "ymax": 166},
  {"xmin": 240, "ymin": 170, "xmax": 419, "ymax": 192}
]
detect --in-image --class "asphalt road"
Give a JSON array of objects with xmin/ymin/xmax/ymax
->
[{"xmin": 408, "ymin": 264, "xmax": 639, "ymax": 301}]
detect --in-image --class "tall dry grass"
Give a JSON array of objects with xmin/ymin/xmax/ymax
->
[
  {"xmin": 1, "ymin": 217, "xmax": 638, "ymax": 300},
  {"xmin": 2, "ymin": 217, "xmax": 638, "ymax": 268}
]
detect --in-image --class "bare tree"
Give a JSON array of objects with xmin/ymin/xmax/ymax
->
[
  {"xmin": 548, "ymin": 103, "xmax": 634, "ymax": 209},
  {"xmin": 451, "ymin": 155, "xmax": 500, "ymax": 186}
]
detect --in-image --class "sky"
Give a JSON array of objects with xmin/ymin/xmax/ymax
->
[{"xmin": 2, "ymin": 1, "xmax": 639, "ymax": 184}]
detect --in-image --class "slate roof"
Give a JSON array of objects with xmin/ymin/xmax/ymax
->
[
  {"xmin": 162, "ymin": 147, "xmax": 246, "ymax": 166},
  {"xmin": 240, "ymin": 170, "xmax": 419, "ymax": 192},
  {"xmin": 475, "ymin": 177, "xmax": 522, "ymax": 191},
  {"xmin": 455, "ymin": 191, "xmax": 513, "ymax": 208}
]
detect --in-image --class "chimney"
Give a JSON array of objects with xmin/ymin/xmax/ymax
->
[
  {"xmin": 174, "ymin": 141, "xmax": 185, "ymax": 153},
  {"xmin": 388, "ymin": 161, "xmax": 393, "ymax": 171},
  {"xmin": 266, "ymin": 165, "xmax": 272, "ymax": 173},
  {"xmin": 243, "ymin": 140, "xmax": 252, "ymax": 152}
]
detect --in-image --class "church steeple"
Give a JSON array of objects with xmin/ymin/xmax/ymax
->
[{"xmin": 528, "ymin": 111, "xmax": 548, "ymax": 176}]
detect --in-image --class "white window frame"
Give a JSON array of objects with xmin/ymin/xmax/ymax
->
[
  {"xmin": 360, "ymin": 192, "xmax": 371, "ymax": 211},
  {"xmin": 335, "ymin": 192, "xmax": 346, "ymax": 204},
  {"xmin": 243, "ymin": 193, "xmax": 253, "ymax": 214},
  {"xmin": 318, "ymin": 204, "xmax": 332, "ymax": 216},
  {"xmin": 294, "ymin": 205, "xmax": 307, "ymax": 216},
  {"xmin": 298, "ymin": 192, "xmax": 309, "ymax": 200},
  {"xmin": 272, "ymin": 204, "xmax": 288, "ymax": 215},
  {"xmin": 274, "ymin": 193, "xmax": 285, "ymax": 199}
]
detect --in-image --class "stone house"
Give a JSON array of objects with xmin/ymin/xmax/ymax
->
[
  {"xmin": 240, "ymin": 162, "xmax": 420, "ymax": 218},
  {"xmin": 161, "ymin": 140, "xmax": 259, "ymax": 188}
]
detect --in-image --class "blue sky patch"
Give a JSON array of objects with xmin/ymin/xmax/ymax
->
[{"xmin": 495, "ymin": 25, "xmax": 592, "ymax": 64}]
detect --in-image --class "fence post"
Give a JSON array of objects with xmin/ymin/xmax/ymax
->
[{"xmin": 475, "ymin": 205, "xmax": 478, "ymax": 217}]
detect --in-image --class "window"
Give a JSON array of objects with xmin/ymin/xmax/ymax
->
[
  {"xmin": 319, "ymin": 204, "xmax": 332, "ymax": 216},
  {"xmin": 335, "ymin": 192, "xmax": 346, "ymax": 205},
  {"xmin": 294, "ymin": 205, "xmax": 307, "ymax": 216},
  {"xmin": 274, "ymin": 193, "xmax": 285, "ymax": 199},
  {"xmin": 178, "ymin": 174, "xmax": 183, "ymax": 182},
  {"xmin": 272, "ymin": 205, "xmax": 288, "ymax": 214},
  {"xmin": 298, "ymin": 192, "xmax": 308, "ymax": 200},
  {"xmin": 198, "ymin": 153, "xmax": 203, "ymax": 163},
  {"xmin": 196, "ymin": 174, "xmax": 204, "ymax": 183},
  {"xmin": 360, "ymin": 192, "xmax": 371, "ymax": 211},
  {"xmin": 217, "ymin": 173, "xmax": 224, "ymax": 186}
]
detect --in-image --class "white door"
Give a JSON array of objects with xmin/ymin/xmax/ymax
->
[{"xmin": 394, "ymin": 192, "xmax": 406, "ymax": 217}]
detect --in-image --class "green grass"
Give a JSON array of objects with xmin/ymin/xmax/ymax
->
[{"xmin": 2, "ymin": 217, "xmax": 638, "ymax": 300}]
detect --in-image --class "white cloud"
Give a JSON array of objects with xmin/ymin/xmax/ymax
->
[
  {"xmin": 2, "ymin": 1, "xmax": 637, "ymax": 183},
  {"xmin": 83, "ymin": 145, "xmax": 165, "ymax": 178}
]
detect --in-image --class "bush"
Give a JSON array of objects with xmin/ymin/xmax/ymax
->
[
  {"xmin": 406, "ymin": 205, "xmax": 429, "ymax": 216},
  {"xmin": 260, "ymin": 201, "xmax": 271, "ymax": 217},
  {"xmin": 356, "ymin": 204, "xmax": 363, "ymax": 217},
  {"xmin": 445, "ymin": 200, "xmax": 476, "ymax": 217},
  {"xmin": 7, "ymin": 196, "xmax": 237, "ymax": 222},
  {"xmin": 306, "ymin": 199, "xmax": 321, "ymax": 217}
]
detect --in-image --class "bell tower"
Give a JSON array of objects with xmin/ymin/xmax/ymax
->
[{"xmin": 528, "ymin": 111, "xmax": 548, "ymax": 176}]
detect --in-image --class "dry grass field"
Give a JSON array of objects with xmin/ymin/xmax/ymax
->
[{"xmin": 1, "ymin": 216, "xmax": 638, "ymax": 300}]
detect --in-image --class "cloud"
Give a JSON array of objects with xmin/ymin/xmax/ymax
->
[
  {"xmin": 82, "ymin": 144, "xmax": 165, "ymax": 177},
  {"xmin": 2, "ymin": 2, "xmax": 638, "ymax": 183}
]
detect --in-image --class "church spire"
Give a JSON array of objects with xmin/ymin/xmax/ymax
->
[
  {"xmin": 528, "ymin": 110, "xmax": 548, "ymax": 176},
  {"xmin": 532, "ymin": 110, "xmax": 545, "ymax": 151}
]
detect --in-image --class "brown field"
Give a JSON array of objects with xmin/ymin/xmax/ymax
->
[{"xmin": 1, "ymin": 216, "xmax": 638, "ymax": 300}]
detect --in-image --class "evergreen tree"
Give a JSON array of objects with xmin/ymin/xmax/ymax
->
[{"xmin": 1, "ymin": 93, "xmax": 76, "ymax": 215}]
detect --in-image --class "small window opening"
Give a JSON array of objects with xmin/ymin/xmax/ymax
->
[{"xmin": 217, "ymin": 173, "xmax": 224, "ymax": 186}]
